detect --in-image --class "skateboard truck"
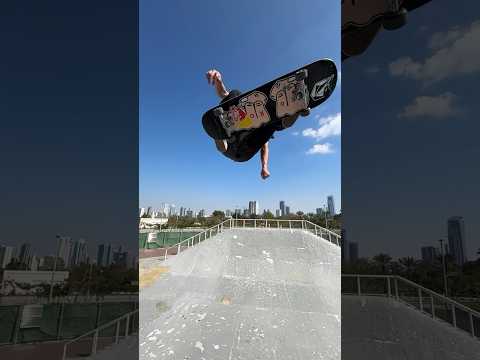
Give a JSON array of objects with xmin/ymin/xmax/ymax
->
[
  {"xmin": 213, "ymin": 107, "xmax": 234, "ymax": 137},
  {"xmin": 293, "ymin": 69, "xmax": 309, "ymax": 108}
]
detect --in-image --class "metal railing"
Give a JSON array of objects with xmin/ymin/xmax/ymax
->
[
  {"xmin": 158, "ymin": 218, "xmax": 340, "ymax": 260},
  {"xmin": 342, "ymin": 274, "xmax": 480, "ymax": 339},
  {"xmin": 62, "ymin": 309, "xmax": 138, "ymax": 360}
]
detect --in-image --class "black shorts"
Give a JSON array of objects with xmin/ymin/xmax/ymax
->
[{"xmin": 219, "ymin": 89, "xmax": 275, "ymax": 162}]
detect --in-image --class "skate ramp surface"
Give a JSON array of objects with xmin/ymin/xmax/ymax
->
[
  {"xmin": 140, "ymin": 228, "xmax": 340, "ymax": 360},
  {"xmin": 342, "ymin": 295, "xmax": 480, "ymax": 360}
]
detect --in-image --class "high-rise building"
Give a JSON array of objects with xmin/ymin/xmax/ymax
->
[
  {"xmin": 285, "ymin": 206, "xmax": 290, "ymax": 215},
  {"xmin": 97, "ymin": 243, "xmax": 113, "ymax": 267},
  {"xmin": 327, "ymin": 196, "xmax": 335, "ymax": 216},
  {"xmin": 275, "ymin": 209, "xmax": 280, "ymax": 217},
  {"xmin": 70, "ymin": 239, "xmax": 88, "ymax": 266},
  {"xmin": 248, "ymin": 201, "xmax": 259, "ymax": 216},
  {"xmin": 198, "ymin": 209, "xmax": 205, "ymax": 218},
  {"xmin": 179, "ymin": 207, "xmax": 186, "ymax": 217},
  {"xmin": 169, "ymin": 205, "xmax": 177, "ymax": 216},
  {"xmin": 279, "ymin": 201, "xmax": 285, "ymax": 216},
  {"xmin": 447, "ymin": 216, "xmax": 466, "ymax": 266},
  {"xmin": 421, "ymin": 246, "xmax": 438, "ymax": 264},
  {"xmin": 19, "ymin": 243, "xmax": 32, "ymax": 266},
  {"xmin": 0, "ymin": 246, "xmax": 14, "ymax": 269},
  {"xmin": 225, "ymin": 210, "xmax": 232, "ymax": 217},
  {"xmin": 243, "ymin": 209, "xmax": 249, "ymax": 217},
  {"xmin": 186, "ymin": 209, "xmax": 193, "ymax": 217},
  {"xmin": 57, "ymin": 236, "xmax": 73, "ymax": 268},
  {"xmin": 234, "ymin": 209, "xmax": 241, "ymax": 217},
  {"xmin": 348, "ymin": 242, "xmax": 359, "ymax": 262},
  {"xmin": 146, "ymin": 207, "xmax": 153, "ymax": 217},
  {"xmin": 113, "ymin": 246, "xmax": 128, "ymax": 268},
  {"xmin": 139, "ymin": 208, "xmax": 145, "ymax": 217},
  {"xmin": 316, "ymin": 208, "xmax": 323, "ymax": 215}
]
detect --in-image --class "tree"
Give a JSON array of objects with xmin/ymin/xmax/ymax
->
[
  {"xmin": 372, "ymin": 253, "xmax": 392, "ymax": 274},
  {"xmin": 212, "ymin": 210, "xmax": 225, "ymax": 219}
]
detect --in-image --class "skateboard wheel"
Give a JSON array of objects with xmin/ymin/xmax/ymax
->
[
  {"xmin": 295, "ymin": 69, "xmax": 308, "ymax": 81},
  {"xmin": 213, "ymin": 107, "xmax": 224, "ymax": 117},
  {"xmin": 383, "ymin": 8, "xmax": 407, "ymax": 30}
]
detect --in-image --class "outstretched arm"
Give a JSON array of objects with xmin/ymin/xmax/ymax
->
[
  {"xmin": 260, "ymin": 142, "xmax": 270, "ymax": 180},
  {"xmin": 206, "ymin": 69, "xmax": 229, "ymax": 99}
]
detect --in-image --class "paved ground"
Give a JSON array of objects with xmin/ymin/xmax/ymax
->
[
  {"xmin": 342, "ymin": 295, "xmax": 480, "ymax": 360},
  {"xmin": 139, "ymin": 228, "xmax": 341, "ymax": 360}
]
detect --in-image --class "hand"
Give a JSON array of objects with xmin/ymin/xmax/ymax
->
[
  {"xmin": 261, "ymin": 168, "xmax": 270, "ymax": 180},
  {"xmin": 206, "ymin": 69, "xmax": 222, "ymax": 86}
]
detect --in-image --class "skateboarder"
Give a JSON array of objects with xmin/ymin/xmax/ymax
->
[{"xmin": 206, "ymin": 69, "xmax": 309, "ymax": 180}]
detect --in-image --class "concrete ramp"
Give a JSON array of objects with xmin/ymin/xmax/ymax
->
[
  {"xmin": 342, "ymin": 295, "xmax": 480, "ymax": 360},
  {"xmin": 140, "ymin": 228, "xmax": 340, "ymax": 360}
]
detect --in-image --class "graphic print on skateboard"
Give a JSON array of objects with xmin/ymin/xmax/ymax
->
[{"xmin": 202, "ymin": 59, "xmax": 337, "ymax": 140}]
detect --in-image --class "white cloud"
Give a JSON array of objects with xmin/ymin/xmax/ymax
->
[
  {"xmin": 399, "ymin": 92, "xmax": 459, "ymax": 119},
  {"xmin": 302, "ymin": 113, "xmax": 341, "ymax": 140},
  {"xmin": 365, "ymin": 66, "xmax": 380, "ymax": 74},
  {"xmin": 306, "ymin": 143, "xmax": 334, "ymax": 155},
  {"xmin": 292, "ymin": 131, "xmax": 299, "ymax": 136},
  {"xmin": 389, "ymin": 20, "xmax": 480, "ymax": 83}
]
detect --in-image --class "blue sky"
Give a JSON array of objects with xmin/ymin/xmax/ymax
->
[
  {"xmin": 140, "ymin": 0, "xmax": 341, "ymax": 214},
  {"xmin": 343, "ymin": 0, "xmax": 480, "ymax": 259}
]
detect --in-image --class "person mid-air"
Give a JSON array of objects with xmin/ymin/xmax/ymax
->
[{"xmin": 206, "ymin": 69, "xmax": 310, "ymax": 180}]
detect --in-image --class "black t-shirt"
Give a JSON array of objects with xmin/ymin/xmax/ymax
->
[{"xmin": 219, "ymin": 89, "xmax": 275, "ymax": 162}]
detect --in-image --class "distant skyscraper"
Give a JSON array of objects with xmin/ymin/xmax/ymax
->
[
  {"xmin": 225, "ymin": 210, "xmax": 232, "ymax": 217},
  {"xmin": 275, "ymin": 209, "xmax": 280, "ymax": 217},
  {"xmin": 285, "ymin": 206, "xmax": 290, "ymax": 215},
  {"xmin": 97, "ymin": 243, "xmax": 113, "ymax": 267},
  {"xmin": 316, "ymin": 208, "xmax": 322, "ymax": 215},
  {"xmin": 146, "ymin": 206, "xmax": 153, "ymax": 216},
  {"xmin": 169, "ymin": 205, "xmax": 177, "ymax": 216},
  {"xmin": 57, "ymin": 236, "xmax": 73, "ymax": 268},
  {"xmin": 327, "ymin": 196, "xmax": 335, "ymax": 216},
  {"xmin": 70, "ymin": 239, "xmax": 88, "ymax": 266},
  {"xmin": 113, "ymin": 246, "xmax": 128, "ymax": 268},
  {"xmin": 348, "ymin": 242, "xmax": 359, "ymax": 262},
  {"xmin": 447, "ymin": 216, "xmax": 466, "ymax": 266},
  {"xmin": 198, "ymin": 209, "xmax": 205, "ymax": 218},
  {"xmin": 0, "ymin": 246, "xmax": 14, "ymax": 269},
  {"xmin": 279, "ymin": 201, "xmax": 285, "ymax": 216},
  {"xmin": 19, "ymin": 243, "xmax": 31, "ymax": 266},
  {"xmin": 248, "ymin": 201, "xmax": 259, "ymax": 216},
  {"xmin": 139, "ymin": 208, "xmax": 145, "ymax": 217},
  {"xmin": 421, "ymin": 246, "xmax": 438, "ymax": 264},
  {"xmin": 179, "ymin": 207, "xmax": 186, "ymax": 217}
]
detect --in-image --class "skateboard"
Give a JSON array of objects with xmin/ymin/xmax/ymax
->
[
  {"xmin": 342, "ymin": 0, "xmax": 433, "ymax": 59},
  {"xmin": 202, "ymin": 59, "xmax": 337, "ymax": 140}
]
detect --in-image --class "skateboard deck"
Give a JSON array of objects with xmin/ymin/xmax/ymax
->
[
  {"xmin": 342, "ymin": 0, "xmax": 432, "ymax": 58},
  {"xmin": 202, "ymin": 59, "xmax": 337, "ymax": 140}
]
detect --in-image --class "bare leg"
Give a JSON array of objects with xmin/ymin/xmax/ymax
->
[{"xmin": 260, "ymin": 142, "xmax": 270, "ymax": 179}]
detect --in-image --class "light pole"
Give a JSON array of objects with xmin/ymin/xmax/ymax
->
[
  {"xmin": 438, "ymin": 239, "xmax": 448, "ymax": 297},
  {"xmin": 49, "ymin": 235, "xmax": 61, "ymax": 303}
]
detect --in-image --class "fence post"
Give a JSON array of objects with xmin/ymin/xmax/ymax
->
[
  {"xmin": 394, "ymin": 278, "xmax": 399, "ymax": 300},
  {"xmin": 164, "ymin": 248, "xmax": 168, "ymax": 261},
  {"xmin": 315, "ymin": 226, "xmax": 318, "ymax": 236},
  {"xmin": 328, "ymin": 232, "xmax": 332, "ymax": 243},
  {"xmin": 177, "ymin": 243, "xmax": 181, "ymax": 254},
  {"xmin": 289, "ymin": 221, "xmax": 292, "ymax": 229},
  {"xmin": 357, "ymin": 276, "xmax": 361, "ymax": 296},
  {"xmin": 431, "ymin": 296, "xmax": 435, "ymax": 319},
  {"xmin": 265, "ymin": 219, "xmax": 267, "ymax": 228},
  {"xmin": 452, "ymin": 304, "xmax": 457, "ymax": 329},
  {"xmin": 469, "ymin": 313, "xmax": 475, "ymax": 337},
  {"xmin": 277, "ymin": 220, "xmax": 280, "ymax": 228},
  {"xmin": 92, "ymin": 329, "xmax": 99, "ymax": 355},
  {"xmin": 301, "ymin": 221, "xmax": 304, "ymax": 230},
  {"xmin": 125, "ymin": 314, "xmax": 130, "ymax": 337},
  {"xmin": 387, "ymin": 277, "xmax": 391, "ymax": 297},
  {"xmin": 418, "ymin": 288, "xmax": 423, "ymax": 312},
  {"xmin": 115, "ymin": 320, "xmax": 121, "ymax": 343},
  {"xmin": 254, "ymin": 219, "xmax": 256, "ymax": 228}
]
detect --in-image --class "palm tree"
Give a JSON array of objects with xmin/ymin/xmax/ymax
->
[{"xmin": 372, "ymin": 253, "xmax": 392, "ymax": 274}]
